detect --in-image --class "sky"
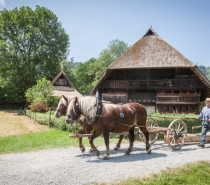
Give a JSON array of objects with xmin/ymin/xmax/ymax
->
[{"xmin": 0, "ymin": 0, "xmax": 210, "ymax": 67}]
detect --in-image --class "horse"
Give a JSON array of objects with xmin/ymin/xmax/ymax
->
[
  {"xmin": 54, "ymin": 95, "xmax": 125, "ymax": 153},
  {"xmin": 65, "ymin": 96, "xmax": 151, "ymax": 160}
]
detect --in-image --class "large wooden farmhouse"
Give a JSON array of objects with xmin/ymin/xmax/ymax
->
[
  {"xmin": 91, "ymin": 28, "xmax": 210, "ymax": 113},
  {"xmin": 51, "ymin": 70, "xmax": 82, "ymax": 97}
]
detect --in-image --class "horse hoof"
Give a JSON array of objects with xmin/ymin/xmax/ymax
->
[
  {"xmin": 114, "ymin": 146, "xmax": 119, "ymax": 151},
  {"xmin": 125, "ymin": 150, "xmax": 131, "ymax": 155},
  {"xmin": 102, "ymin": 155, "xmax": 109, "ymax": 160},
  {"xmin": 94, "ymin": 150, "xmax": 100, "ymax": 157},
  {"xmin": 147, "ymin": 148, "xmax": 152, "ymax": 154},
  {"xmin": 89, "ymin": 149, "xmax": 93, "ymax": 153},
  {"xmin": 80, "ymin": 147, "xmax": 85, "ymax": 153}
]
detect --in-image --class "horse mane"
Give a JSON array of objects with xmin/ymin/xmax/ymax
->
[{"xmin": 78, "ymin": 96, "xmax": 97, "ymax": 121}]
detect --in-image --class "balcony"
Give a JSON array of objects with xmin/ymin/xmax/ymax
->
[{"xmin": 102, "ymin": 79, "xmax": 204, "ymax": 89}]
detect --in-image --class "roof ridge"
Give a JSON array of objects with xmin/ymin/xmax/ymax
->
[{"xmin": 143, "ymin": 27, "xmax": 159, "ymax": 38}]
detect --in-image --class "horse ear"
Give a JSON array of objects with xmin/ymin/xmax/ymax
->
[{"xmin": 62, "ymin": 95, "xmax": 68, "ymax": 101}]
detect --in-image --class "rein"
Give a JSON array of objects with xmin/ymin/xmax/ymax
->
[{"xmin": 98, "ymin": 115, "xmax": 131, "ymax": 128}]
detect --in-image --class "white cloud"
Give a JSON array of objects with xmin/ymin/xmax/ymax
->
[{"xmin": 0, "ymin": 0, "xmax": 5, "ymax": 7}]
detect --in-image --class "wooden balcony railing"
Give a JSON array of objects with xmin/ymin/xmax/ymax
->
[
  {"xmin": 156, "ymin": 94, "xmax": 200, "ymax": 104},
  {"xmin": 102, "ymin": 79, "xmax": 204, "ymax": 89}
]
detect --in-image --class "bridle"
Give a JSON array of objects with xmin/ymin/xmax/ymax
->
[
  {"xmin": 66, "ymin": 102, "xmax": 81, "ymax": 120},
  {"xmin": 55, "ymin": 98, "xmax": 70, "ymax": 116}
]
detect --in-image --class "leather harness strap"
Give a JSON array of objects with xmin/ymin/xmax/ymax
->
[
  {"xmin": 98, "ymin": 115, "xmax": 131, "ymax": 127},
  {"xmin": 89, "ymin": 91, "xmax": 131, "ymax": 128},
  {"xmin": 98, "ymin": 105, "xmax": 131, "ymax": 129}
]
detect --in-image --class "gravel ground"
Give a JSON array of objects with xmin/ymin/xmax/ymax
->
[{"xmin": 0, "ymin": 141, "xmax": 210, "ymax": 185}]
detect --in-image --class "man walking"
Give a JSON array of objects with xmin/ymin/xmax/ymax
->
[{"xmin": 196, "ymin": 98, "xmax": 210, "ymax": 148}]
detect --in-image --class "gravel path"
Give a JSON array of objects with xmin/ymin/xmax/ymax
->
[{"xmin": 0, "ymin": 141, "xmax": 210, "ymax": 185}]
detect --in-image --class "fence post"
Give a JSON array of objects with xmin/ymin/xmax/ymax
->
[
  {"xmin": 49, "ymin": 109, "xmax": 51, "ymax": 128},
  {"xmin": 34, "ymin": 113, "xmax": 36, "ymax": 124}
]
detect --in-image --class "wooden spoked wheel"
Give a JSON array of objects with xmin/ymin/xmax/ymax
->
[
  {"xmin": 167, "ymin": 119, "xmax": 187, "ymax": 150},
  {"xmin": 139, "ymin": 118, "xmax": 159, "ymax": 145}
]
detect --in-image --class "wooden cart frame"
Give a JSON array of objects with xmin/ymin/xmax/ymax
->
[{"xmin": 69, "ymin": 118, "xmax": 190, "ymax": 150}]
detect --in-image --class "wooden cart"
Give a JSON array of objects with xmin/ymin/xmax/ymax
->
[
  {"xmin": 139, "ymin": 118, "xmax": 188, "ymax": 150},
  {"xmin": 69, "ymin": 118, "xmax": 189, "ymax": 150}
]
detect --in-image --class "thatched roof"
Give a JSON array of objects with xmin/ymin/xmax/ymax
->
[
  {"xmin": 109, "ymin": 28, "xmax": 195, "ymax": 69},
  {"xmin": 91, "ymin": 28, "xmax": 210, "ymax": 99},
  {"xmin": 51, "ymin": 70, "xmax": 83, "ymax": 97},
  {"xmin": 52, "ymin": 89, "xmax": 83, "ymax": 97}
]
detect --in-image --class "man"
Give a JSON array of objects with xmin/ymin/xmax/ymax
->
[{"xmin": 196, "ymin": 98, "xmax": 210, "ymax": 148}]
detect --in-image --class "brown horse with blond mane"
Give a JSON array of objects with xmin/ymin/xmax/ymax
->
[
  {"xmin": 65, "ymin": 95, "xmax": 151, "ymax": 160},
  {"xmin": 54, "ymin": 95, "xmax": 125, "ymax": 153}
]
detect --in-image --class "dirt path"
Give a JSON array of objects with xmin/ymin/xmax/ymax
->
[
  {"xmin": 0, "ymin": 141, "xmax": 209, "ymax": 185},
  {"xmin": 0, "ymin": 110, "xmax": 48, "ymax": 137}
]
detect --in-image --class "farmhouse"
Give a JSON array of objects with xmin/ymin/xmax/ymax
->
[
  {"xmin": 51, "ymin": 70, "xmax": 82, "ymax": 97},
  {"xmin": 91, "ymin": 28, "xmax": 210, "ymax": 113}
]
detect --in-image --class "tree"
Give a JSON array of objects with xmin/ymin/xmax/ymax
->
[
  {"xmin": 206, "ymin": 67, "xmax": 210, "ymax": 80},
  {"xmin": 98, "ymin": 39, "xmax": 129, "ymax": 68},
  {"xmin": 108, "ymin": 39, "xmax": 130, "ymax": 58},
  {"xmin": 0, "ymin": 6, "xmax": 69, "ymax": 104},
  {"xmin": 73, "ymin": 58, "xmax": 97, "ymax": 95},
  {"xmin": 198, "ymin": 65, "xmax": 207, "ymax": 75},
  {"xmin": 198, "ymin": 65, "xmax": 210, "ymax": 80},
  {"xmin": 72, "ymin": 39, "xmax": 129, "ymax": 95}
]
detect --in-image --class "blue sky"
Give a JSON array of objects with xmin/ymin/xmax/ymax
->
[{"xmin": 0, "ymin": 0, "xmax": 210, "ymax": 66}]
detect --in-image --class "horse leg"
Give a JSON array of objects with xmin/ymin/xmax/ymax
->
[
  {"xmin": 141, "ymin": 128, "xmax": 151, "ymax": 154},
  {"xmin": 114, "ymin": 135, "xmax": 124, "ymax": 151},
  {"xmin": 102, "ymin": 130, "xmax": 110, "ymax": 160},
  {"xmin": 89, "ymin": 130, "xmax": 101, "ymax": 157},
  {"xmin": 85, "ymin": 124, "xmax": 94, "ymax": 153},
  {"xmin": 78, "ymin": 129, "xmax": 85, "ymax": 153},
  {"xmin": 125, "ymin": 127, "xmax": 135, "ymax": 155}
]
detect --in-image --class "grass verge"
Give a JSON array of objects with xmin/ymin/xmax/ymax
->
[
  {"xmin": 0, "ymin": 129, "xmax": 128, "ymax": 154},
  {"xmin": 101, "ymin": 161, "xmax": 210, "ymax": 185}
]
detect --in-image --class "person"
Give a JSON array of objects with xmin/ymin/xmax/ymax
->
[{"xmin": 196, "ymin": 98, "xmax": 210, "ymax": 148}]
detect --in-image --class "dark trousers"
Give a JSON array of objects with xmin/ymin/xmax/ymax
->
[{"xmin": 200, "ymin": 125, "xmax": 209, "ymax": 144}]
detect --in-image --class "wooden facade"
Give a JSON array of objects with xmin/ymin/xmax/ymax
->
[{"xmin": 91, "ymin": 28, "xmax": 210, "ymax": 113}]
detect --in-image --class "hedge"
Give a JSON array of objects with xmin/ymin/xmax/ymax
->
[{"xmin": 25, "ymin": 110, "xmax": 202, "ymax": 135}]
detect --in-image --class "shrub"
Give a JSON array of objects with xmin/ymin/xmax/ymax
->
[
  {"xmin": 25, "ymin": 78, "xmax": 53, "ymax": 106},
  {"xmin": 29, "ymin": 101, "xmax": 49, "ymax": 113}
]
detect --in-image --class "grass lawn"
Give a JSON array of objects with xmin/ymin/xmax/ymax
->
[
  {"xmin": 0, "ymin": 129, "xmax": 128, "ymax": 154},
  {"xmin": 101, "ymin": 161, "xmax": 210, "ymax": 185}
]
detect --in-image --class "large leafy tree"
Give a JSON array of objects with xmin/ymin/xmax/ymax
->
[
  {"xmin": 72, "ymin": 39, "xmax": 129, "ymax": 95},
  {"xmin": 0, "ymin": 6, "xmax": 69, "ymax": 104},
  {"xmin": 98, "ymin": 39, "xmax": 129, "ymax": 67},
  {"xmin": 73, "ymin": 58, "xmax": 97, "ymax": 95}
]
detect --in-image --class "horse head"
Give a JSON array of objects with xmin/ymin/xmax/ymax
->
[
  {"xmin": 54, "ymin": 95, "xmax": 68, "ymax": 118},
  {"xmin": 65, "ymin": 96, "xmax": 81, "ymax": 124}
]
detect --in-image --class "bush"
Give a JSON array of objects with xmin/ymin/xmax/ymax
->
[
  {"xmin": 25, "ymin": 78, "xmax": 53, "ymax": 106},
  {"xmin": 25, "ymin": 110, "xmax": 82, "ymax": 133},
  {"xmin": 49, "ymin": 96, "xmax": 61, "ymax": 108},
  {"xmin": 29, "ymin": 101, "xmax": 49, "ymax": 113}
]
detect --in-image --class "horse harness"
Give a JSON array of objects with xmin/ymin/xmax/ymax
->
[{"xmin": 88, "ymin": 95, "xmax": 131, "ymax": 130}]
